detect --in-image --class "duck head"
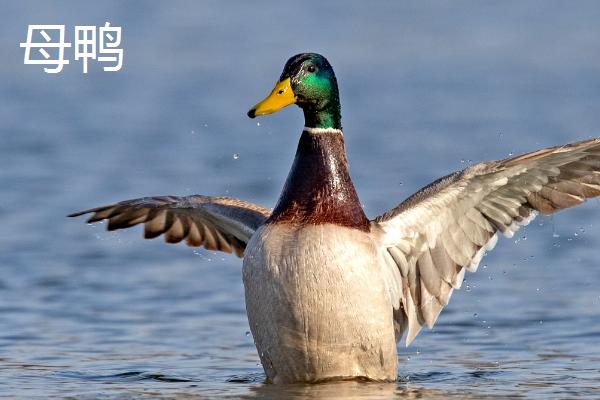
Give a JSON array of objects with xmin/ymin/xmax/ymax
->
[{"xmin": 248, "ymin": 53, "xmax": 342, "ymax": 129}]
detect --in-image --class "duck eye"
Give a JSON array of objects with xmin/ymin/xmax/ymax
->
[{"xmin": 307, "ymin": 65, "xmax": 316, "ymax": 73}]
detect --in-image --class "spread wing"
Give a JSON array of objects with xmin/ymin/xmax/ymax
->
[
  {"xmin": 69, "ymin": 195, "xmax": 271, "ymax": 257},
  {"xmin": 373, "ymin": 137, "xmax": 600, "ymax": 345}
]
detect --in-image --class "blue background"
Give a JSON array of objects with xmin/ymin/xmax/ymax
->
[{"xmin": 2, "ymin": 1, "xmax": 600, "ymax": 398}]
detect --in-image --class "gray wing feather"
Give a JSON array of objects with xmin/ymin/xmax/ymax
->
[
  {"xmin": 374, "ymin": 137, "xmax": 600, "ymax": 345},
  {"xmin": 69, "ymin": 195, "xmax": 271, "ymax": 257}
]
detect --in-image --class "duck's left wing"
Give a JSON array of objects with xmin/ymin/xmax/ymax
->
[
  {"xmin": 69, "ymin": 195, "xmax": 271, "ymax": 257},
  {"xmin": 372, "ymin": 137, "xmax": 600, "ymax": 346}
]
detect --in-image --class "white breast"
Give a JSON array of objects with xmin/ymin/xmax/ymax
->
[{"xmin": 242, "ymin": 223, "xmax": 398, "ymax": 383}]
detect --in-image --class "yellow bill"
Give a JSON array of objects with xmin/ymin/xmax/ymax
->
[{"xmin": 248, "ymin": 78, "xmax": 296, "ymax": 118}]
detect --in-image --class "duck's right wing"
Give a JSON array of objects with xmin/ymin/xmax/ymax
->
[
  {"xmin": 69, "ymin": 195, "xmax": 271, "ymax": 257},
  {"xmin": 372, "ymin": 137, "xmax": 600, "ymax": 345}
]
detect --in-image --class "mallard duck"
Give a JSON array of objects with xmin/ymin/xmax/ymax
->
[{"xmin": 70, "ymin": 53, "xmax": 600, "ymax": 383}]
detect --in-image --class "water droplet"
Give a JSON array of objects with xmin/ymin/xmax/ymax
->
[
  {"xmin": 233, "ymin": 153, "xmax": 240, "ymax": 160},
  {"xmin": 536, "ymin": 287, "xmax": 541, "ymax": 292},
  {"xmin": 466, "ymin": 284, "xmax": 471, "ymax": 292},
  {"xmin": 539, "ymin": 320, "xmax": 543, "ymax": 324},
  {"xmin": 483, "ymin": 264, "xmax": 487, "ymax": 269},
  {"xmin": 508, "ymin": 152, "xmax": 514, "ymax": 156},
  {"xmin": 473, "ymin": 313, "xmax": 478, "ymax": 318},
  {"xmin": 406, "ymin": 356, "xmax": 411, "ymax": 361},
  {"xmin": 245, "ymin": 331, "xmax": 250, "ymax": 337},
  {"xmin": 552, "ymin": 232, "xmax": 560, "ymax": 238},
  {"xmin": 256, "ymin": 122, "xmax": 261, "ymax": 126}
]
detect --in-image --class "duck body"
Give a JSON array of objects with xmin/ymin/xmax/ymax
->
[
  {"xmin": 243, "ymin": 223, "xmax": 397, "ymax": 383},
  {"xmin": 242, "ymin": 128, "xmax": 397, "ymax": 382}
]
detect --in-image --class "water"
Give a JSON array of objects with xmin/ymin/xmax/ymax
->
[{"xmin": 2, "ymin": 1, "xmax": 600, "ymax": 398}]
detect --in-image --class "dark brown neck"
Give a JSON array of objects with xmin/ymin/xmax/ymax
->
[{"xmin": 267, "ymin": 128, "xmax": 370, "ymax": 232}]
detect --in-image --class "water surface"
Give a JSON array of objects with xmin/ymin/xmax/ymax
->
[{"xmin": 2, "ymin": 1, "xmax": 600, "ymax": 398}]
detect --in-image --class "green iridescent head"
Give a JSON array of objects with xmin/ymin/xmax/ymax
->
[{"xmin": 248, "ymin": 53, "xmax": 342, "ymax": 129}]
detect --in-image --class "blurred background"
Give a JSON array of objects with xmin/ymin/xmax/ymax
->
[{"xmin": 1, "ymin": 1, "xmax": 600, "ymax": 398}]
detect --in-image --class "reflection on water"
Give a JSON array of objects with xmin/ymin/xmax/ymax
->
[
  {"xmin": 244, "ymin": 381, "xmax": 419, "ymax": 400},
  {"xmin": 2, "ymin": 0, "xmax": 600, "ymax": 398}
]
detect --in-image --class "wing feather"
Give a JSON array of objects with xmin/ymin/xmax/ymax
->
[
  {"xmin": 69, "ymin": 195, "xmax": 271, "ymax": 258},
  {"xmin": 374, "ymin": 137, "xmax": 600, "ymax": 345}
]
